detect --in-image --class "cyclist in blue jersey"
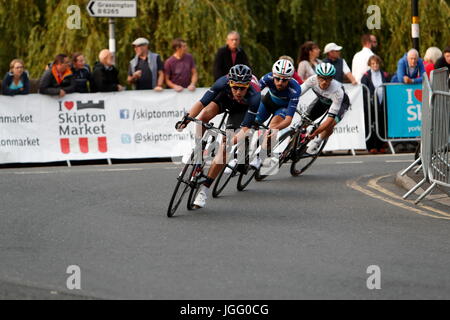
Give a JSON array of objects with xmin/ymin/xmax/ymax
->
[
  {"xmin": 175, "ymin": 64, "xmax": 261, "ymax": 208},
  {"xmin": 243, "ymin": 59, "xmax": 301, "ymax": 170}
]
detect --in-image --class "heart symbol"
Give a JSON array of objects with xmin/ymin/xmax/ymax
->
[
  {"xmin": 64, "ymin": 101, "xmax": 74, "ymax": 111},
  {"xmin": 414, "ymin": 90, "xmax": 422, "ymax": 102}
]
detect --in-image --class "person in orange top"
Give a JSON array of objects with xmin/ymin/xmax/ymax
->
[{"xmin": 39, "ymin": 54, "xmax": 76, "ymax": 97}]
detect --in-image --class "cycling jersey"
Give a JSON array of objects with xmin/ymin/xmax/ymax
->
[
  {"xmin": 258, "ymin": 72, "xmax": 301, "ymax": 118},
  {"xmin": 300, "ymin": 75, "xmax": 350, "ymax": 120},
  {"xmin": 199, "ymin": 75, "xmax": 261, "ymax": 128}
]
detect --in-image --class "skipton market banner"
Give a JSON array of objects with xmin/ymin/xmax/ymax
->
[{"xmin": 0, "ymin": 85, "xmax": 365, "ymax": 164}]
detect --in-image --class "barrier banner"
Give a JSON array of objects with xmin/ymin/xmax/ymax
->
[
  {"xmin": 0, "ymin": 85, "xmax": 366, "ymax": 164},
  {"xmin": 385, "ymin": 83, "xmax": 422, "ymax": 138},
  {"xmin": 0, "ymin": 90, "xmax": 205, "ymax": 164}
]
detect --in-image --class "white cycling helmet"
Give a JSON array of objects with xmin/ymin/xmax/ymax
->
[{"xmin": 272, "ymin": 59, "xmax": 294, "ymax": 79}]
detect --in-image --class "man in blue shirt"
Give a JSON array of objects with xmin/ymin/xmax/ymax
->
[{"xmin": 391, "ymin": 49, "xmax": 426, "ymax": 84}]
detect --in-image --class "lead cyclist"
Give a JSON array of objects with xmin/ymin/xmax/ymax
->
[{"xmin": 300, "ymin": 62, "xmax": 351, "ymax": 155}]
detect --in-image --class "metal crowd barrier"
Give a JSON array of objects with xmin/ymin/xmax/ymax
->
[
  {"xmin": 430, "ymin": 67, "xmax": 450, "ymax": 91},
  {"xmin": 361, "ymin": 83, "xmax": 373, "ymax": 144},
  {"xmin": 374, "ymin": 84, "xmax": 421, "ymax": 154},
  {"xmin": 402, "ymin": 68, "xmax": 450, "ymax": 204}
]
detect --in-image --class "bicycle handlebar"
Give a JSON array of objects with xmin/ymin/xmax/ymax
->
[{"xmin": 184, "ymin": 115, "xmax": 227, "ymax": 136}]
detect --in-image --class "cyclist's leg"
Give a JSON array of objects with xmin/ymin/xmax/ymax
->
[
  {"xmin": 319, "ymin": 93, "xmax": 351, "ymax": 140},
  {"xmin": 193, "ymin": 99, "xmax": 245, "ymax": 207},
  {"xmin": 305, "ymin": 98, "xmax": 330, "ymax": 123},
  {"xmin": 304, "ymin": 99, "xmax": 332, "ymax": 154}
]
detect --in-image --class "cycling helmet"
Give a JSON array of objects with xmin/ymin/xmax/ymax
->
[
  {"xmin": 315, "ymin": 63, "xmax": 336, "ymax": 77},
  {"xmin": 272, "ymin": 59, "xmax": 295, "ymax": 78},
  {"xmin": 228, "ymin": 64, "xmax": 252, "ymax": 84}
]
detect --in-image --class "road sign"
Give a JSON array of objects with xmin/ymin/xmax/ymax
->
[{"xmin": 87, "ymin": 0, "xmax": 137, "ymax": 18}]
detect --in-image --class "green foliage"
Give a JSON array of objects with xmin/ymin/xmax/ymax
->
[{"xmin": 0, "ymin": 0, "xmax": 449, "ymax": 86}]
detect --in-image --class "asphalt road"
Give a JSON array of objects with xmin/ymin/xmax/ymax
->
[{"xmin": 1, "ymin": 154, "xmax": 449, "ymax": 299}]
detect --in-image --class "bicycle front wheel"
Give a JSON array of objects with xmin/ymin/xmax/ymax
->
[
  {"xmin": 290, "ymin": 138, "xmax": 328, "ymax": 177},
  {"xmin": 237, "ymin": 166, "xmax": 257, "ymax": 191},
  {"xmin": 167, "ymin": 162, "xmax": 195, "ymax": 217}
]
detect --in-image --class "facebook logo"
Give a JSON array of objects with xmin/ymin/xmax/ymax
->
[
  {"xmin": 121, "ymin": 134, "xmax": 131, "ymax": 144},
  {"xmin": 120, "ymin": 109, "xmax": 130, "ymax": 119}
]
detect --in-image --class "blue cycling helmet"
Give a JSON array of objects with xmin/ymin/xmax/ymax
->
[
  {"xmin": 315, "ymin": 63, "xmax": 336, "ymax": 77},
  {"xmin": 228, "ymin": 64, "xmax": 252, "ymax": 84}
]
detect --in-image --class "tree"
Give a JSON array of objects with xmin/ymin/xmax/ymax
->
[{"xmin": 0, "ymin": 0, "xmax": 449, "ymax": 85}]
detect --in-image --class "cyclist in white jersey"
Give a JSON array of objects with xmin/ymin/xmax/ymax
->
[{"xmin": 300, "ymin": 62, "xmax": 351, "ymax": 154}]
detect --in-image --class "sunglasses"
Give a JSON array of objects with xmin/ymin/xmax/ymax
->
[
  {"xmin": 273, "ymin": 76, "xmax": 290, "ymax": 82},
  {"xmin": 230, "ymin": 86, "xmax": 248, "ymax": 91},
  {"xmin": 229, "ymin": 81, "xmax": 249, "ymax": 91},
  {"xmin": 318, "ymin": 76, "xmax": 333, "ymax": 81}
]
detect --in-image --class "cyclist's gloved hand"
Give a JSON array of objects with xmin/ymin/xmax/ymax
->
[{"xmin": 175, "ymin": 115, "xmax": 190, "ymax": 132}]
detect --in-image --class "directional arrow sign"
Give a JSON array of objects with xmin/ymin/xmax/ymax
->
[{"xmin": 87, "ymin": 0, "xmax": 137, "ymax": 18}]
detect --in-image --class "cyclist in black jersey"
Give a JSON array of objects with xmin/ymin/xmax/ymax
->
[{"xmin": 175, "ymin": 65, "xmax": 261, "ymax": 208}]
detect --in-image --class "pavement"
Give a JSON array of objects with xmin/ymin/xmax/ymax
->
[
  {"xmin": 394, "ymin": 162, "xmax": 450, "ymax": 208},
  {"xmin": 1, "ymin": 153, "xmax": 450, "ymax": 300}
]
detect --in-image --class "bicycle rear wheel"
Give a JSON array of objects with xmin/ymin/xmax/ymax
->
[
  {"xmin": 212, "ymin": 164, "xmax": 235, "ymax": 198},
  {"xmin": 167, "ymin": 162, "xmax": 195, "ymax": 217},
  {"xmin": 290, "ymin": 138, "xmax": 328, "ymax": 176}
]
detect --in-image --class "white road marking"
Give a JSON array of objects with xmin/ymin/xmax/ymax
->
[
  {"xmin": 13, "ymin": 171, "xmax": 53, "ymax": 175},
  {"xmin": 336, "ymin": 161, "xmax": 364, "ymax": 164},
  {"xmin": 385, "ymin": 160, "xmax": 414, "ymax": 163},
  {"xmin": 96, "ymin": 168, "xmax": 144, "ymax": 172}
]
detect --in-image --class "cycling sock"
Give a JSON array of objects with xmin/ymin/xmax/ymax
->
[{"xmin": 203, "ymin": 177, "xmax": 214, "ymax": 188}]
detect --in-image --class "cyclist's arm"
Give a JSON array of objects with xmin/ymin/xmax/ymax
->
[
  {"xmin": 258, "ymin": 73, "xmax": 271, "ymax": 91},
  {"xmin": 300, "ymin": 76, "xmax": 314, "ymax": 96},
  {"xmin": 234, "ymin": 91, "xmax": 261, "ymax": 143},
  {"xmin": 272, "ymin": 82, "xmax": 300, "ymax": 130},
  {"xmin": 181, "ymin": 76, "xmax": 227, "ymax": 122}
]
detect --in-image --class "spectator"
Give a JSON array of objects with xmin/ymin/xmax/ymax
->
[
  {"xmin": 361, "ymin": 55, "xmax": 391, "ymax": 154},
  {"xmin": 164, "ymin": 38, "xmax": 198, "ymax": 92},
  {"xmin": 213, "ymin": 31, "xmax": 250, "ymax": 80},
  {"xmin": 297, "ymin": 41, "xmax": 321, "ymax": 81},
  {"xmin": 71, "ymin": 53, "xmax": 92, "ymax": 93},
  {"xmin": 423, "ymin": 47, "xmax": 442, "ymax": 78},
  {"xmin": 352, "ymin": 34, "xmax": 375, "ymax": 83},
  {"xmin": 91, "ymin": 49, "xmax": 124, "ymax": 93},
  {"xmin": 279, "ymin": 55, "xmax": 303, "ymax": 84},
  {"xmin": 2, "ymin": 59, "xmax": 30, "ymax": 96},
  {"xmin": 127, "ymin": 37, "xmax": 164, "ymax": 91},
  {"xmin": 391, "ymin": 49, "xmax": 425, "ymax": 84},
  {"xmin": 370, "ymin": 34, "xmax": 378, "ymax": 53},
  {"xmin": 322, "ymin": 43, "xmax": 357, "ymax": 85},
  {"xmin": 39, "ymin": 54, "xmax": 75, "ymax": 97},
  {"xmin": 434, "ymin": 46, "xmax": 450, "ymax": 70}
]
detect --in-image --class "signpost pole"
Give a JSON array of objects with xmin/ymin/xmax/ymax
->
[
  {"xmin": 109, "ymin": 18, "xmax": 116, "ymax": 65},
  {"xmin": 411, "ymin": 0, "xmax": 420, "ymax": 53}
]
